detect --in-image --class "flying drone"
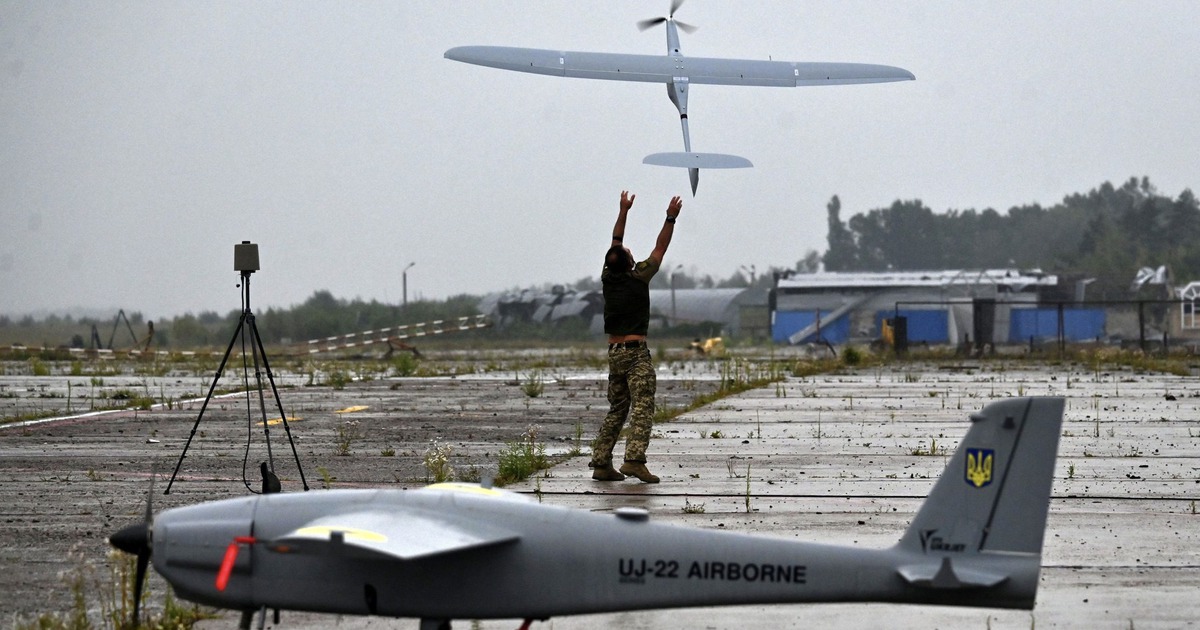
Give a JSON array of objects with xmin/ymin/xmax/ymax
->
[{"xmin": 445, "ymin": 1, "xmax": 915, "ymax": 194}]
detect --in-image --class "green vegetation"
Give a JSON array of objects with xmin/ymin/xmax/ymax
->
[
  {"xmin": 653, "ymin": 357, "xmax": 786, "ymax": 424},
  {"xmin": 495, "ymin": 424, "xmax": 550, "ymax": 486},
  {"xmin": 423, "ymin": 438, "xmax": 455, "ymax": 483},
  {"xmin": 910, "ymin": 438, "xmax": 946, "ymax": 457},
  {"xmin": 334, "ymin": 419, "xmax": 361, "ymax": 456},
  {"xmin": 12, "ymin": 549, "xmax": 215, "ymax": 630},
  {"xmin": 824, "ymin": 177, "xmax": 1200, "ymax": 297},
  {"xmin": 520, "ymin": 371, "xmax": 545, "ymax": 398}
]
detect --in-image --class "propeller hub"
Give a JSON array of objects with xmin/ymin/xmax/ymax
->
[{"xmin": 110, "ymin": 522, "xmax": 150, "ymax": 556}]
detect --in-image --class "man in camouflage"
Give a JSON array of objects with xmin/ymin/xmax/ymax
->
[{"xmin": 590, "ymin": 190, "xmax": 682, "ymax": 484}]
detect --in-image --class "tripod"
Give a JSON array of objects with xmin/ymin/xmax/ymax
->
[{"xmin": 165, "ymin": 269, "xmax": 309, "ymax": 494}]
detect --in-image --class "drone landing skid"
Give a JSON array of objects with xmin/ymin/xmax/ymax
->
[{"xmin": 643, "ymin": 152, "xmax": 753, "ymax": 169}]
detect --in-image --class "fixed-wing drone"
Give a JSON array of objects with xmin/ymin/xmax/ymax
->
[
  {"xmin": 444, "ymin": 1, "xmax": 914, "ymax": 195},
  {"xmin": 111, "ymin": 397, "xmax": 1063, "ymax": 629}
]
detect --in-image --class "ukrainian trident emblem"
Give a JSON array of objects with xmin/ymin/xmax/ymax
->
[{"xmin": 965, "ymin": 448, "xmax": 994, "ymax": 488}]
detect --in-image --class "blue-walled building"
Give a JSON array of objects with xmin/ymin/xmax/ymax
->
[{"xmin": 769, "ymin": 269, "xmax": 1101, "ymax": 346}]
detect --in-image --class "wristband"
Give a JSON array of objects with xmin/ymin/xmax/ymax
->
[{"xmin": 666, "ymin": 217, "xmax": 676, "ymax": 224}]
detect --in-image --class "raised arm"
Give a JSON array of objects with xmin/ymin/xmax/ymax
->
[
  {"xmin": 649, "ymin": 196, "xmax": 683, "ymax": 263},
  {"xmin": 611, "ymin": 190, "xmax": 634, "ymax": 248}
]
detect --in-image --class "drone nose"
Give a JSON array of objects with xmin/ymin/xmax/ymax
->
[{"xmin": 110, "ymin": 522, "xmax": 150, "ymax": 556}]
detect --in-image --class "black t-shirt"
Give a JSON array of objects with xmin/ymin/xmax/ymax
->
[{"xmin": 602, "ymin": 257, "xmax": 661, "ymax": 336}]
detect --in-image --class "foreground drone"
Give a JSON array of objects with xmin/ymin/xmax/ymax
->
[
  {"xmin": 445, "ymin": 0, "xmax": 914, "ymax": 194},
  {"xmin": 112, "ymin": 397, "xmax": 1062, "ymax": 629}
]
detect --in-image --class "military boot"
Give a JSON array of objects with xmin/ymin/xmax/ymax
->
[
  {"xmin": 591, "ymin": 464, "xmax": 626, "ymax": 481},
  {"xmin": 619, "ymin": 461, "xmax": 660, "ymax": 484}
]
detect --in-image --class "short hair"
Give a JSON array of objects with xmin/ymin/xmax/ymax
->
[{"xmin": 605, "ymin": 245, "xmax": 632, "ymax": 272}]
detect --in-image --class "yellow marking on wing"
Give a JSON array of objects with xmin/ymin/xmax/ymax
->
[
  {"xmin": 426, "ymin": 482, "xmax": 505, "ymax": 497},
  {"xmin": 257, "ymin": 417, "xmax": 302, "ymax": 426},
  {"xmin": 295, "ymin": 526, "xmax": 388, "ymax": 543},
  {"xmin": 335, "ymin": 405, "xmax": 370, "ymax": 414}
]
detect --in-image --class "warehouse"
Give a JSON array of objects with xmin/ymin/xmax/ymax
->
[{"xmin": 768, "ymin": 269, "xmax": 1101, "ymax": 346}]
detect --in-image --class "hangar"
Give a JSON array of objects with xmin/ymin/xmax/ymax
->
[
  {"xmin": 768, "ymin": 269, "xmax": 1101, "ymax": 346},
  {"xmin": 479, "ymin": 268, "xmax": 1198, "ymax": 349}
]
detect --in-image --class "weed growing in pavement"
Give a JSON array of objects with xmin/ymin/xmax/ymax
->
[
  {"xmin": 567, "ymin": 421, "xmax": 585, "ymax": 457},
  {"xmin": 682, "ymin": 497, "xmax": 706, "ymax": 514},
  {"xmin": 654, "ymin": 357, "xmax": 785, "ymax": 424},
  {"xmin": 326, "ymin": 369, "xmax": 350, "ymax": 390},
  {"xmin": 334, "ymin": 419, "xmax": 361, "ymax": 456},
  {"xmin": 726, "ymin": 456, "xmax": 744, "ymax": 479},
  {"xmin": 520, "ymin": 371, "xmax": 545, "ymax": 398},
  {"xmin": 13, "ymin": 546, "xmax": 215, "ymax": 630},
  {"xmin": 392, "ymin": 352, "xmax": 419, "ymax": 377},
  {"xmin": 495, "ymin": 424, "xmax": 549, "ymax": 486},
  {"xmin": 317, "ymin": 466, "xmax": 334, "ymax": 488},
  {"xmin": 423, "ymin": 438, "xmax": 455, "ymax": 483},
  {"xmin": 910, "ymin": 438, "xmax": 945, "ymax": 457}
]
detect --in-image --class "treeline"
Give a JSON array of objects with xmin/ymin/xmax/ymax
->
[
  {"xmin": 9, "ymin": 177, "xmax": 1197, "ymax": 349},
  {"xmin": 824, "ymin": 177, "xmax": 1199, "ymax": 299}
]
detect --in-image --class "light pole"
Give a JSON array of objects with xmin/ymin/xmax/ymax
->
[
  {"xmin": 670, "ymin": 264, "xmax": 683, "ymax": 324},
  {"xmin": 402, "ymin": 262, "xmax": 415, "ymax": 308},
  {"xmin": 740, "ymin": 264, "xmax": 757, "ymax": 286}
]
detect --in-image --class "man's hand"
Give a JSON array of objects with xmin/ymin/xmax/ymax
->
[
  {"xmin": 621, "ymin": 190, "xmax": 636, "ymax": 212},
  {"xmin": 666, "ymin": 196, "xmax": 682, "ymax": 219}
]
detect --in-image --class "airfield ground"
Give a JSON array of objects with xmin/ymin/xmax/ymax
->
[{"xmin": 1, "ymin": 349, "xmax": 1198, "ymax": 629}]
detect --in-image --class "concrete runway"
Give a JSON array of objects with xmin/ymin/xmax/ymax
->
[
  {"xmin": 190, "ymin": 361, "xmax": 1200, "ymax": 630},
  {"xmin": 487, "ymin": 363, "xmax": 1200, "ymax": 629},
  {"xmin": 4, "ymin": 358, "xmax": 1196, "ymax": 629}
]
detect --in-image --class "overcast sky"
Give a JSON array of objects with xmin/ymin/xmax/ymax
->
[{"xmin": 3, "ymin": 1, "xmax": 1198, "ymax": 319}]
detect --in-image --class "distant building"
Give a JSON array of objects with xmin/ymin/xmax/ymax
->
[
  {"xmin": 769, "ymin": 269, "xmax": 1110, "ymax": 346},
  {"xmin": 648, "ymin": 287, "xmax": 768, "ymax": 339},
  {"xmin": 477, "ymin": 268, "xmax": 1132, "ymax": 348},
  {"xmin": 478, "ymin": 286, "xmax": 766, "ymax": 339},
  {"xmin": 478, "ymin": 286, "xmax": 604, "ymax": 328}
]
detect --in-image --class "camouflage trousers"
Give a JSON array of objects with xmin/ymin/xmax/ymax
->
[{"xmin": 592, "ymin": 345, "xmax": 656, "ymax": 466}]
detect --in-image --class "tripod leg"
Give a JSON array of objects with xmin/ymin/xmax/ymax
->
[
  {"xmin": 165, "ymin": 312, "xmax": 247, "ymax": 494},
  {"xmin": 249, "ymin": 315, "xmax": 310, "ymax": 491},
  {"xmin": 245, "ymin": 313, "xmax": 276, "ymax": 472}
]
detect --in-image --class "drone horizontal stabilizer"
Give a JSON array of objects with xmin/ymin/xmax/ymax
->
[
  {"xmin": 897, "ymin": 557, "xmax": 1009, "ymax": 590},
  {"xmin": 643, "ymin": 152, "xmax": 753, "ymax": 169}
]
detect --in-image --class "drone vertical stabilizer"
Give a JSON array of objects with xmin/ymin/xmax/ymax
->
[
  {"xmin": 892, "ymin": 397, "xmax": 1063, "ymax": 605},
  {"xmin": 896, "ymin": 397, "xmax": 1063, "ymax": 556}
]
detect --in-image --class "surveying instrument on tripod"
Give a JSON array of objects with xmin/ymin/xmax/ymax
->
[{"xmin": 166, "ymin": 241, "xmax": 308, "ymax": 494}]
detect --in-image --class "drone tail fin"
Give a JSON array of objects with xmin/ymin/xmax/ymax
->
[{"xmin": 893, "ymin": 397, "xmax": 1063, "ymax": 608}]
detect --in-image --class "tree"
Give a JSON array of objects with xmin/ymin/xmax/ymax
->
[{"xmin": 823, "ymin": 196, "xmax": 857, "ymax": 271}]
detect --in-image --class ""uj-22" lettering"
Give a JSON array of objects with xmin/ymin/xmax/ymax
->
[{"xmin": 618, "ymin": 558, "xmax": 807, "ymax": 585}]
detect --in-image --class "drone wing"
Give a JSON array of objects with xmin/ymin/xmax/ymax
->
[
  {"xmin": 269, "ymin": 509, "xmax": 520, "ymax": 561},
  {"xmin": 445, "ymin": 46, "xmax": 914, "ymax": 87}
]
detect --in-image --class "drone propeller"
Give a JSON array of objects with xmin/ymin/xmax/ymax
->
[
  {"xmin": 109, "ymin": 471, "xmax": 156, "ymax": 626},
  {"xmin": 637, "ymin": 0, "xmax": 697, "ymax": 34}
]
